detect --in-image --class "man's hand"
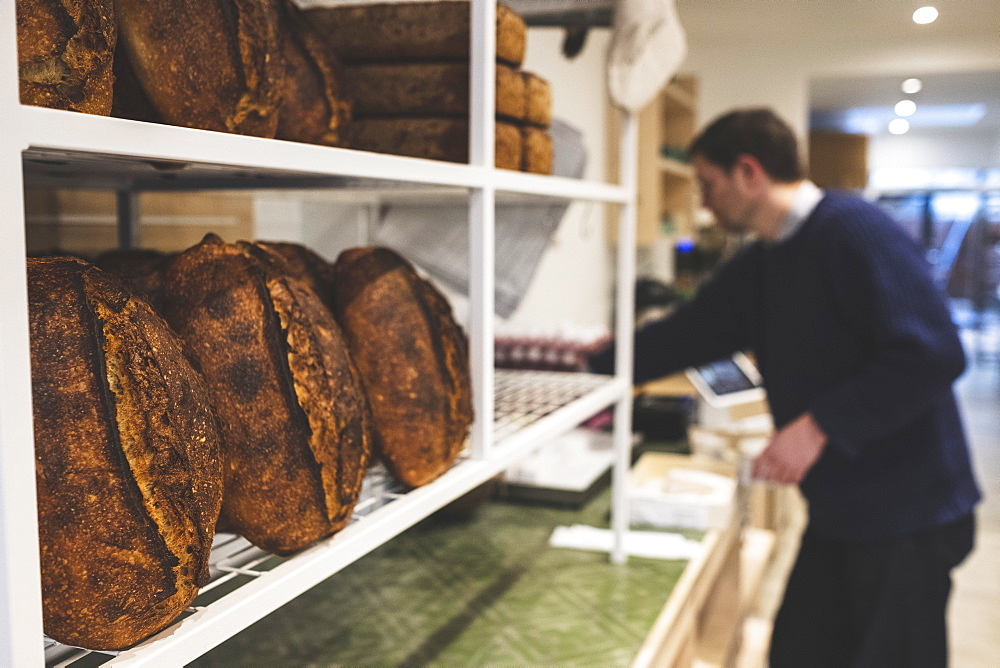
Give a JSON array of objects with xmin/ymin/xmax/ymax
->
[{"xmin": 752, "ymin": 412, "xmax": 828, "ymax": 484}]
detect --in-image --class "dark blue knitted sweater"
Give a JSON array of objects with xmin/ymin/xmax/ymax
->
[{"xmin": 595, "ymin": 191, "xmax": 981, "ymax": 539}]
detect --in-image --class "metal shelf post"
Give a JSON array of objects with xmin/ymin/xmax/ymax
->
[{"xmin": 611, "ymin": 109, "xmax": 639, "ymax": 564}]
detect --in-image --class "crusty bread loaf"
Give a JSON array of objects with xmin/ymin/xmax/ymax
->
[
  {"xmin": 27, "ymin": 257, "xmax": 223, "ymax": 650},
  {"xmin": 93, "ymin": 248, "xmax": 172, "ymax": 311},
  {"xmin": 17, "ymin": 0, "xmax": 116, "ymax": 114},
  {"xmin": 329, "ymin": 247, "xmax": 472, "ymax": 488},
  {"xmin": 349, "ymin": 118, "xmax": 522, "ymax": 169},
  {"xmin": 522, "ymin": 126, "xmax": 553, "ymax": 175},
  {"xmin": 275, "ymin": 0, "xmax": 352, "ymax": 146},
  {"xmin": 114, "ymin": 0, "xmax": 284, "ymax": 136},
  {"xmin": 255, "ymin": 240, "xmax": 338, "ymax": 312},
  {"xmin": 346, "ymin": 62, "xmax": 525, "ymax": 120},
  {"xmin": 160, "ymin": 235, "xmax": 371, "ymax": 555},
  {"xmin": 305, "ymin": 1, "xmax": 526, "ymax": 67},
  {"xmin": 523, "ymin": 71, "xmax": 552, "ymax": 128}
]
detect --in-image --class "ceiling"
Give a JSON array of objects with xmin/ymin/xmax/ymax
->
[
  {"xmin": 673, "ymin": 0, "xmax": 1000, "ymax": 134},
  {"xmin": 674, "ymin": 0, "xmax": 1000, "ymax": 45}
]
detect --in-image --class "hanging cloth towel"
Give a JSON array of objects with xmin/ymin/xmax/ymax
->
[
  {"xmin": 607, "ymin": 0, "xmax": 687, "ymax": 112},
  {"xmin": 374, "ymin": 119, "xmax": 587, "ymax": 318}
]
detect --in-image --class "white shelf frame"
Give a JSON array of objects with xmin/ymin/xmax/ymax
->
[{"xmin": 0, "ymin": 0, "xmax": 639, "ymax": 664}]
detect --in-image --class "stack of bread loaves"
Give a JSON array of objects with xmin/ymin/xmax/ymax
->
[
  {"xmin": 16, "ymin": 0, "xmax": 552, "ymax": 167},
  {"xmin": 306, "ymin": 0, "xmax": 554, "ymax": 173}
]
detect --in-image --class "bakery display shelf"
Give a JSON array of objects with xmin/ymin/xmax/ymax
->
[
  {"xmin": 661, "ymin": 81, "xmax": 696, "ymax": 115},
  {"xmin": 40, "ymin": 370, "xmax": 627, "ymax": 667},
  {"xmin": 2, "ymin": 0, "xmax": 639, "ymax": 661},
  {"xmin": 16, "ymin": 109, "xmax": 628, "ymax": 205},
  {"xmin": 659, "ymin": 157, "xmax": 694, "ymax": 180}
]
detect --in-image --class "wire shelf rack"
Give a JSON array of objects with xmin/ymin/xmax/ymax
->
[{"xmin": 42, "ymin": 369, "xmax": 619, "ymax": 666}]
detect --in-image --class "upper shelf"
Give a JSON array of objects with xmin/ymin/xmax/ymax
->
[
  {"xmin": 15, "ymin": 105, "xmax": 629, "ymax": 204},
  {"xmin": 659, "ymin": 157, "xmax": 694, "ymax": 180},
  {"xmin": 661, "ymin": 80, "xmax": 696, "ymax": 115}
]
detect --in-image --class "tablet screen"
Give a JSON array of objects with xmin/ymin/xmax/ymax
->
[{"xmin": 695, "ymin": 359, "xmax": 758, "ymax": 396}]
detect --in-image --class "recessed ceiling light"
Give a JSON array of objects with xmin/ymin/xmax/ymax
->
[
  {"xmin": 889, "ymin": 118, "xmax": 910, "ymax": 134},
  {"xmin": 902, "ymin": 78, "xmax": 923, "ymax": 94},
  {"xmin": 895, "ymin": 100, "xmax": 917, "ymax": 117},
  {"xmin": 913, "ymin": 6, "xmax": 938, "ymax": 24}
]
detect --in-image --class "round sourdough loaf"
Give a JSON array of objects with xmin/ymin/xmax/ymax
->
[
  {"xmin": 254, "ymin": 240, "xmax": 338, "ymax": 312},
  {"xmin": 275, "ymin": 0, "xmax": 352, "ymax": 146},
  {"xmin": 93, "ymin": 247, "xmax": 172, "ymax": 312},
  {"xmin": 27, "ymin": 257, "xmax": 223, "ymax": 650},
  {"xmin": 17, "ymin": 0, "xmax": 116, "ymax": 114},
  {"xmin": 159, "ymin": 235, "xmax": 371, "ymax": 555},
  {"xmin": 114, "ymin": 0, "xmax": 284, "ymax": 136},
  {"xmin": 329, "ymin": 247, "xmax": 473, "ymax": 488}
]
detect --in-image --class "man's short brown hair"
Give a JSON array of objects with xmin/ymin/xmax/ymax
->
[{"xmin": 688, "ymin": 108, "xmax": 804, "ymax": 183}]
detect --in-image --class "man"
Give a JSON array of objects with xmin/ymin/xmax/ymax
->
[{"xmin": 592, "ymin": 108, "xmax": 980, "ymax": 666}]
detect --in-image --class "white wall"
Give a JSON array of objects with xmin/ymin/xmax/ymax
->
[
  {"xmin": 680, "ymin": 29, "xmax": 1000, "ymax": 152},
  {"xmin": 501, "ymin": 27, "xmax": 615, "ymax": 331},
  {"xmin": 683, "ymin": 44, "xmax": 811, "ymax": 137}
]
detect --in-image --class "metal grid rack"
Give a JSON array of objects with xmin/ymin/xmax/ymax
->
[
  {"xmin": 493, "ymin": 370, "xmax": 615, "ymax": 440},
  {"xmin": 0, "ymin": 0, "xmax": 639, "ymax": 664}
]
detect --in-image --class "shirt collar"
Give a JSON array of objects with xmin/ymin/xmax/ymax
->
[{"xmin": 773, "ymin": 180, "xmax": 823, "ymax": 243}]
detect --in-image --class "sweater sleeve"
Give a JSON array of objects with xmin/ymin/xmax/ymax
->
[
  {"xmin": 590, "ymin": 249, "xmax": 753, "ymax": 384},
  {"xmin": 808, "ymin": 208, "xmax": 966, "ymax": 457}
]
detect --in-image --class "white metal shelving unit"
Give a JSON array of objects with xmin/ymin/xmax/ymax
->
[{"xmin": 0, "ymin": 1, "xmax": 638, "ymax": 665}]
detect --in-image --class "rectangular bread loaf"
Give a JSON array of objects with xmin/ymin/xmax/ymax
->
[
  {"xmin": 349, "ymin": 118, "xmax": 523, "ymax": 170},
  {"xmin": 346, "ymin": 62, "xmax": 526, "ymax": 121},
  {"xmin": 304, "ymin": 1, "xmax": 526, "ymax": 66}
]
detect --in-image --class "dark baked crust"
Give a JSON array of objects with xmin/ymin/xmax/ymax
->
[
  {"xmin": 114, "ymin": 0, "xmax": 284, "ymax": 136},
  {"xmin": 305, "ymin": 1, "xmax": 526, "ymax": 67},
  {"xmin": 349, "ymin": 118, "xmax": 522, "ymax": 169},
  {"xmin": 346, "ymin": 62, "xmax": 525, "ymax": 120},
  {"xmin": 329, "ymin": 247, "xmax": 472, "ymax": 488},
  {"xmin": 254, "ymin": 240, "xmax": 338, "ymax": 313},
  {"xmin": 160, "ymin": 235, "xmax": 371, "ymax": 555},
  {"xmin": 93, "ymin": 248, "xmax": 171, "ymax": 311},
  {"xmin": 275, "ymin": 0, "xmax": 352, "ymax": 146},
  {"xmin": 17, "ymin": 0, "xmax": 116, "ymax": 114},
  {"xmin": 28, "ymin": 257, "xmax": 223, "ymax": 650}
]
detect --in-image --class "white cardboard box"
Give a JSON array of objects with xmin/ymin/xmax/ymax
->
[{"xmin": 629, "ymin": 453, "xmax": 736, "ymax": 530}]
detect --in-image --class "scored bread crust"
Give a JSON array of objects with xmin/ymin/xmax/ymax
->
[
  {"xmin": 93, "ymin": 247, "xmax": 172, "ymax": 311},
  {"xmin": 330, "ymin": 247, "xmax": 473, "ymax": 488},
  {"xmin": 28, "ymin": 257, "xmax": 223, "ymax": 650},
  {"xmin": 114, "ymin": 0, "xmax": 283, "ymax": 136},
  {"xmin": 17, "ymin": 0, "xmax": 116, "ymax": 114},
  {"xmin": 160, "ymin": 235, "xmax": 371, "ymax": 555},
  {"xmin": 255, "ymin": 240, "xmax": 338, "ymax": 312}
]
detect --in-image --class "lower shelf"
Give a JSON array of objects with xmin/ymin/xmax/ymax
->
[
  {"xmin": 43, "ymin": 370, "xmax": 627, "ymax": 666},
  {"xmin": 193, "ymin": 485, "xmax": 689, "ymax": 666}
]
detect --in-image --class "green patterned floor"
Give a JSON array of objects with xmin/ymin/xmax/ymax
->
[{"xmin": 190, "ymin": 485, "xmax": 689, "ymax": 667}]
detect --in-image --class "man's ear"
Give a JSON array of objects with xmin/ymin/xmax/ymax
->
[{"xmin": 733, "ymin": 154, "xmax": 769, "ymax": 192}]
